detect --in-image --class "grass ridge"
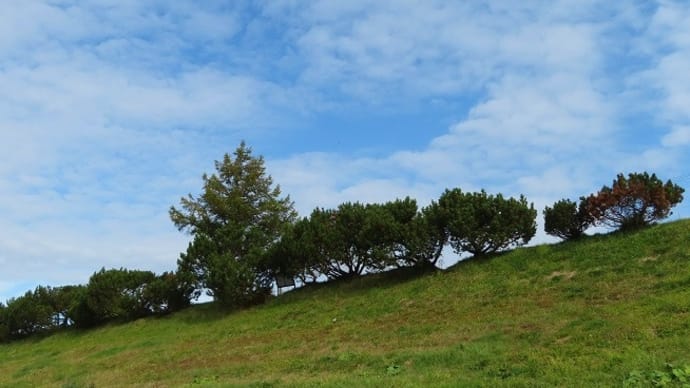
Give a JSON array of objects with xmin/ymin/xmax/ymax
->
[{"xmin": 1, "ymin": 219, "xmax": 689, "ymax": 386}]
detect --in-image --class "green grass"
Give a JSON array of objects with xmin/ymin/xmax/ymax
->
[{"xmin": 2, "ymin": 220, "xmax": 690, "ymax": 387}]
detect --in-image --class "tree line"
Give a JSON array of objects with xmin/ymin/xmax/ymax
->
[
  {"xmin": 0, "ymin": 269, "xmax": 195, "ymax": 342},
  {"xmin": 1, "ymin": 143, "xmax": 684, "ymax": 343}
]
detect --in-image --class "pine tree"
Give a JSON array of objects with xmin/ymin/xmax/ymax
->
[{"xmin": 170, "ymin": 142, "xmax": 297, "ymax": 307}]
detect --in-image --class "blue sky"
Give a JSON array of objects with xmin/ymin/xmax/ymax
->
[{"xmin": 1, "ymin": 1, "xmax": 689, "ymax": 302}]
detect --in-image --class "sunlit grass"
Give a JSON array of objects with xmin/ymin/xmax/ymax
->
[{"xmin": 1, "ymin": 220, "xmax": 689, "ymax": 386}]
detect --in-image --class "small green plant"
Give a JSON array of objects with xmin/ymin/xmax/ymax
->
[
  {"xmin": 623, "ymin": 364, "xmax": 690, "ymax": 387},
  {"xmin": 386, "ymin": 364, "xmax": 402, "ymax": 376}
]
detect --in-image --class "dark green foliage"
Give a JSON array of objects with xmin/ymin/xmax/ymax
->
[
  {"xmin": 268, "ymin": 200, "xmax": 412, "ymax": 281},
  {"xmin": 68, "ymin": 287, "xmax": 98, "ymax": 329},
  {"xmin": 584, "ymin": 172, "xmax": 684, "ymax": 231},
  {"xmin": 0, "ymin": 303, "xmax": 8, "ymax": 343},
  {"xmin": 1, "ymin": 285, "xmax": 87, "ymax": 340},
  {"xmin": 543, "ymin": 199, "xmax": 593, "ymax": 240},
  {"xmin": 393, "ymin": 201, "xmax": 448, "ymax": 268},
  {"xmin": 34, "ymin": 285, "xmax": 85, "ymax": 328},
  {"xmin": 305, "ymin": 202, "xmax": 393, "ymax": 279},
  {"xmin": 268, "ymin": 197, "xmax": 449, "ymax": 281},
  {"xmin": 2, "ymin": 290, "xmax": 53, "ymax": 339},
  {"xmin": 142, "ymin": 271, "xmax": 197, "ymax": 314},
  {"xmin": 439, "ymin": 189, "xmax": 537, "ymax": 257},
  {"xmin": 68, "ymin": 269, "xmax": 194, "ymax": 328},
  {"xmin": 264, "ymin": 217, "xmax": 321, "ymax": 284},
  {"xmin": 72, "ymin": 268, "xmax": 156, "ymax": 327},
  {"xmin": 205, "ymin": 253, "xmax": 273, "ymax": 308},
  {"xmin": 170, "ymin": 142, "xmax": 297, "ymax": 308},
  {"xmin": 0, "ymin": 272, "xmax": 193, "ymax": 340}
]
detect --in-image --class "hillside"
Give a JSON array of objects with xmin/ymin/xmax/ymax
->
[{"xmin": 1, "ymin": 220, "xmax": 690, "ymax": 387}]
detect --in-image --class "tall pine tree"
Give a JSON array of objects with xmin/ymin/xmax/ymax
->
[{"xmin": 170, "ymin": 142, "xmax": 297, "ymax": 307}]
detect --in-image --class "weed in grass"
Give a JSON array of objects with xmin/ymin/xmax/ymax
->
[
  {"xmin": 191, "ymin": 375, "xmax": 220, "ymax": 386},
  {"xmin": 624, "ymin": 364, "xmax": 690, "ymax": 387},
  {"xmin": 386, "ymin": 364, "xmax": 402, "ymax": 375}
]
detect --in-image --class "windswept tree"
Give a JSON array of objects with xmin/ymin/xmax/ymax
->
[
  {"xmin": 440, "ymin": 189, "xmax": 537, "ymax": 257},
  {"xmin": 306, "ymin": 202, "xmax": 394, "ymax": 279},
  {"xmin": 583, "ymin": 172, "xmax": 684, "ymax": 231},
  {"xmin": 33, "ymin": 285, "xmax": 85, "ymax": 328},
  {"xmin": 268, "ymin": 197, "xmax": 448, "ymax": 281},
  {"xmin": 264, "ymin": 216, "xmax": 323, "ymax": 284},
  {"xmin": 2, "ymin": 290, "xmax": 53, "ymax": 339},
  {"xmin": 70, "ymin": 268, "xmax": 157, "ymax": 327},
  {"xmin": 391, "ymin": 200, "xmax": 448, "ymax": 268},
  {"xmin": 142, "ymin": 271, "xmax": 197, "ymax": 314},
  {"xmin": 544, "ymin": 199, "xmax": 593, "ymax": 240},
  {"xmin": 170, "ymin": 142, "xmax": 297, "ymax": 307},
  {"xmin": 269, "ymin": 201, "xmax": 403, "ymax": 280}
]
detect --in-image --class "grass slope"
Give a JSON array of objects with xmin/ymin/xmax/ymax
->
[{"xmin": 2, "ymin": 220, "xmax": 690, "ymax": 387}]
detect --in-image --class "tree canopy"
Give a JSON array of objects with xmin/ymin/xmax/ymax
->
[
  {"xmin": 544, "ymin": 199, "xmax": 593, "ymax": 240},
  {"xmin": 170, "ymin": 142, "xmax": 297, "ymax": 307},
  {"xmin": 440, "ymin": 189, "xmax": 537, "ymax": 257},
  {"xmin": 583, "ymin": 172, "xmax": 684, "ymax": 230}
]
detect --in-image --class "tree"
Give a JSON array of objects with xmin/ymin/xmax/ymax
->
[
  {"xmin": 3, "ymin": 290, "xmax": 53, "ymax": 339},
  {"xmin": 143, "ymin": 271, "xmax": 196, "ymax": 314},
  {"xmin": 33, "ymin": 285, "xmax": 85, "ymax": 328},
  {"xmin": 304, "ymin": 203, "xmax": 388, "ymax": 279},
  {"xmin": 264, "ymin": 217, "xmax": 322, "ymax": 284},
  {"xmin": 70, "ymin": 268, "xmax": 156, "ymax": 327},
  {"xmin": 0, "ymin": 302, "xmax": 9, "ymax": 342},
  {"xmin": 583, "ymin": 172, "xmax": 685, "ymax": 231},
  {"xmin": 270, "ymin": 201, "xmax": 403, "ymax": 281},
  {"xmin": 440, "ymin": 189, "xmax": 537, "ymax": 257},
  {"xmin": 170, "ymin": 142, "xmax": 297, "ymax": 307},
  {"xmin": 543, "ymin": 199, "xmax": 593, "ymax": 240},
  {"xmin": 389, "ymin": 199, "xmax": 448, "ymax": 268}
]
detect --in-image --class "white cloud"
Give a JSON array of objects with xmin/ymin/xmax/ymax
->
[
  {"xmin": 662, "ymin": 126, "xmax": 690, "ymax": 146},
  {"xmin": 632, "ymin": 2, "xmax": 690, "ymax": 150}
]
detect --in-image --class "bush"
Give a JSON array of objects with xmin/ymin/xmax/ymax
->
[
  {"xmin": 143, "ymin": 271, "xmax": 196, "ymax": 314},
  {"xmin": 543, "ymin": 199, "xmax": 593, "ymax": 240},
  {"xmin": 391, "ymin": 200, "xmax": 448, "ymax": 268},
  {"xmin": 301, "ymin": 202, "xmax": 393, "ymax": 279},
  {"xmin": 439, "ymin": 189, "xmax": 537, "ymax": 257},
  {"xmin": 3, "ymin": 290, "xmax": 54, "ymax": 339},
  {"xmin": 268, "ymin": 199, "xmax": 428, "ymax": 281},
  {"xmin": 583, "ymin": 172, "xmax": 684, "ymax": 231},
  {"xmin": 34, "ymin": 285, "xmax": 85, "ymax": 328},
  {"xmin": 72, "ymin": 268, "xmax": 156, "ymax": 327},
  {"xmin": 264, "ymin": 217, "xmax": 323, "ymax": 284}
]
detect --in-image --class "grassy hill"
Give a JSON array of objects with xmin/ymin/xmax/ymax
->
[{"xmin": 2, "ymin": 220, "xmax": 690, "ymax": 387}]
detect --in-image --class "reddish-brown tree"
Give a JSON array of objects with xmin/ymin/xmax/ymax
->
[{"xmin": 583, "ymin": 172, "xmax": 684, "ymax": 231}]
